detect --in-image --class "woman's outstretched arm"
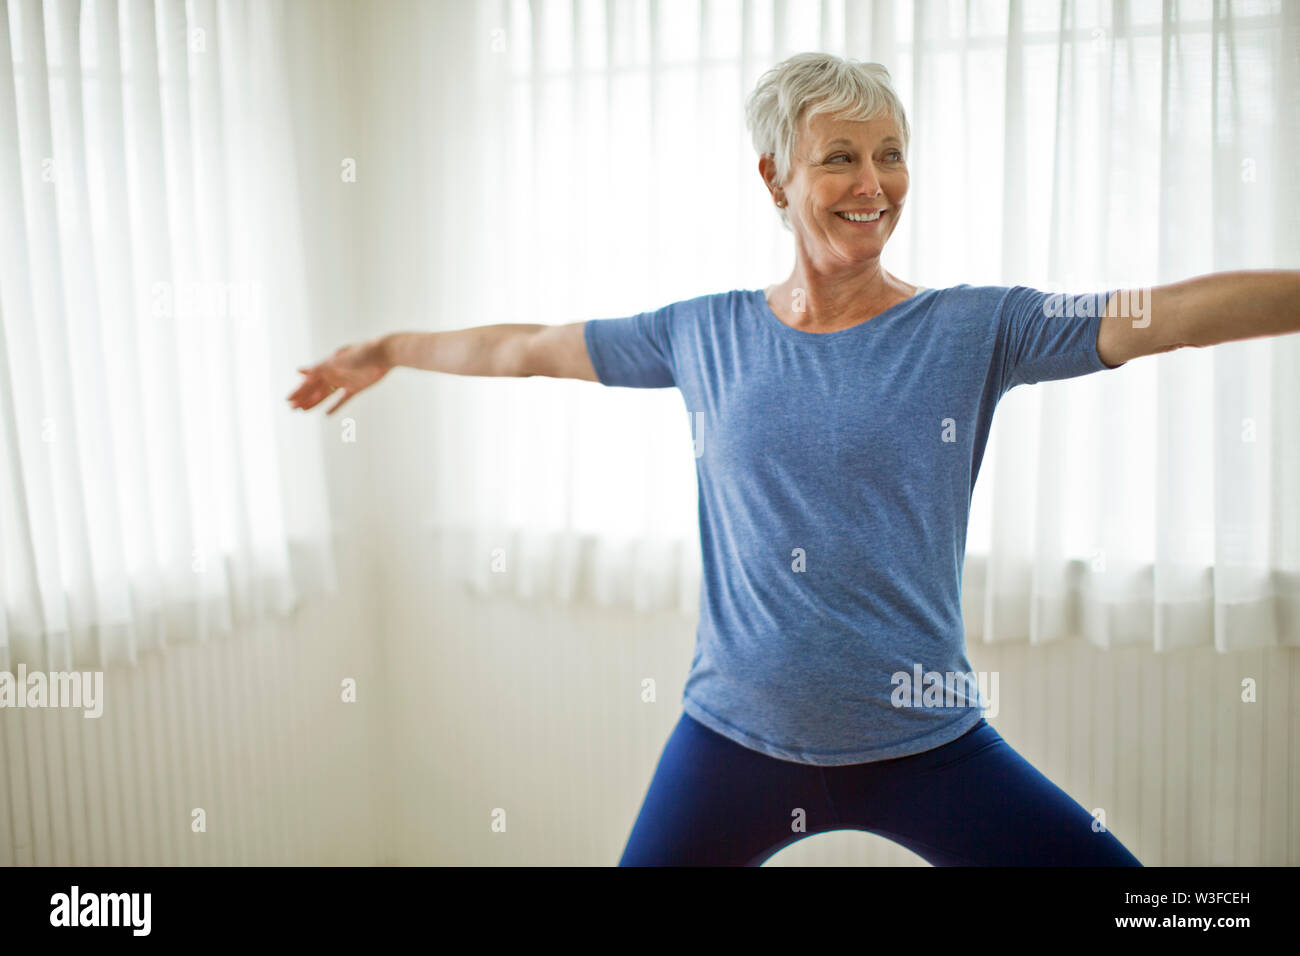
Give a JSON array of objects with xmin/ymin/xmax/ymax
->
[
  {"xmin": 1097, "ymin": 269, "xmax": 1300, "ymax": 368},
  {"xmin": 287, "ymin": 322, "xmax": 597, "ymax": 415}
]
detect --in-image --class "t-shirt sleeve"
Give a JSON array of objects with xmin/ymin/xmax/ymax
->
[
  {"xmin": 995, "ymin": 286, "xmax": 1124, "ymax": 394},
  {"xmin": 583, "ymin": 303, "xmax": 677, "ymax": 388}
]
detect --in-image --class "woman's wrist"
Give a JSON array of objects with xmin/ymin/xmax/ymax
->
[
  {"xmin": 374, "ymin": 330, "xmax": 450, "ymax": 373},
  {"xmin": 374, "ymin": 333, "xmax": 403, "ymax": 370}
]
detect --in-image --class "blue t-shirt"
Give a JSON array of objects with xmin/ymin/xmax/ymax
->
[{"xmin": 584, "ymin": 284, "xmax": 1121, "ymax": 765}]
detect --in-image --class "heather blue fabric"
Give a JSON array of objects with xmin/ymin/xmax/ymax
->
[{"xmin": 584, "ymin": 285, "xmax": 1122, "ymax": 765}]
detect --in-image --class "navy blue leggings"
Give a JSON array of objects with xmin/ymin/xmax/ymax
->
[{"xmin": 619, "ymin": 711, "xmax": 1143, "ymax": 866}]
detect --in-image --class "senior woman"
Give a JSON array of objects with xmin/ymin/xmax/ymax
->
[{"xmin": 288, "ymin": 52, "xmax": 1300, "ymax": 866}]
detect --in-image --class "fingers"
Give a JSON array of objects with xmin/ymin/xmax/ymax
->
[
  {"xmin": 286, "ymin": 384, "xmax": 313, "ymax": 406},
  {"xmin": 288, "ymin": 378, "xmax": 336, "ymax": 411},
  {"xmin": 286, "ymin": 361, "xmax": 355, "ymax": 414},
  {"xmin": 287, "ymin": 381, "xmax": 316, "ymax": 408},
  {"xmin": 306, "ymin": 384, "xmax": 340, "ymax": 410},
  {"xmin": 286, "ymin": 369, "xmax": 319, "ymax": 405},
  {"xmin": 326, "ymin": 389, "xmax": 353, "ymax": 415}
]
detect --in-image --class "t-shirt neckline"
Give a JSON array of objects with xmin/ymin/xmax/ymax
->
[{"xmin": 751, "ymin": 286, "xmax": 935, "ymax": 342}]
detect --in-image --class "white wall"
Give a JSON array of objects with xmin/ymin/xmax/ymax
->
[{"xmin": 0, "ymin": 538, "xmax": 392, "ymax": 865}]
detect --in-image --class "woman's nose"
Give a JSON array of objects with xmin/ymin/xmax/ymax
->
[{"xmin": 853, "ymin": 163, "xmax": 885, "ymax": 196}]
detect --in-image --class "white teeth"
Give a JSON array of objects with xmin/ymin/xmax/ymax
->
[{"xmin": 837, "ymin": 210, "xmax": 882, "ymax": 223}]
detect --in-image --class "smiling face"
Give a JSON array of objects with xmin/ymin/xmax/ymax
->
[{"xmin": 764, "ymin": 110, "xmax": 909, "ymax": 269}]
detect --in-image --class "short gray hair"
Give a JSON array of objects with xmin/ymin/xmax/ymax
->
[{"xmin": 745, "ymin": 53, "xmax": 910, "ymax": 230}]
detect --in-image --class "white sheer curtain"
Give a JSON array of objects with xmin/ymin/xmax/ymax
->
[
  {"xmin": 422, "ymin": 0, "xmax": 1300, "ymax": 652},
  {"xmin": 0, "ymin": 0, "xmax": 335, "ymax": 673}
]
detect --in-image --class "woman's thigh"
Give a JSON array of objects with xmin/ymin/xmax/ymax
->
[
  {"xmin": 618, "ymin": 712, "xmax": 834, "ymax": 866},
  {"xmin": 825, "ymin": 721, "xmax": 1143, "ymax": 867}
]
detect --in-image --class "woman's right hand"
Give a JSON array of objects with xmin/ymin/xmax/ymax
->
[{"xmin": 286, "ymin": 339, "xmax": 391, "ymax": 415}]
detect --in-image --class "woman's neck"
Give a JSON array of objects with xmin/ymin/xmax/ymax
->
[{"xmin": 765, "ymin": 265, "xmax": 918, "ymax": 333}]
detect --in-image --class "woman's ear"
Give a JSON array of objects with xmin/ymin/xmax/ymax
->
[{"xmin": 758, "ymin": 153, "xmax": 778, "ymax": 199}]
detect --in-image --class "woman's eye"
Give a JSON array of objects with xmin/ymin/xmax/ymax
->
[
  {"xmin": 886, "ymin": 150, "xmax": 903, "ymax": 161},
  {"xmin": 828, "ymin": 153, "xmax": 850, "ymax": 163}
]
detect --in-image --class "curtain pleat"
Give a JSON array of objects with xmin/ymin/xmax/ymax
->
[
  {"xmin": 0, "ymin": 0, "xmax": 336, "ymax": 672},
  {"xmin": 0, "ymin": 3, "xmax": 47, "ymax": 665}
]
